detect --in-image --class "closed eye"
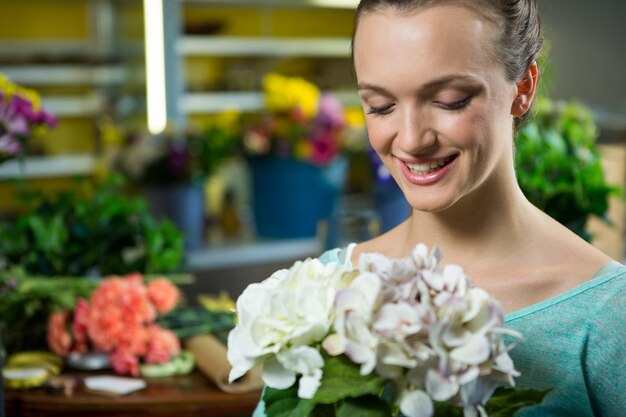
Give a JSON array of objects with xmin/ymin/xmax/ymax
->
[
  {"xmin": 367, "ymin": 103, "xmax": 395, "ymax": 115},
  {"xmin": 436, "ymin": 96, "xmax": 472, "ymax": 110}
]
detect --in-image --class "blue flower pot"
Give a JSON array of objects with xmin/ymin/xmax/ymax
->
[
  {"xmin": 249, "ymin": 157, "xmax": 347, "ymax": 238},
  {"xmin": 374, "ymin": 179, "xmax": 411, "ymax": 233},
  {"xmin": 144, "ymin": 183, "xmax": 205, "ymax": 251}
]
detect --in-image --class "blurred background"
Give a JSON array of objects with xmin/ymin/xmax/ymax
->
[{"xmin": 0, "ymin": 0, "xmax": 625, "ymax": 302}]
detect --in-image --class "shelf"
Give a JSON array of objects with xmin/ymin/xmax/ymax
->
[
  {"xmin": 178, "ymin": 36, "xmax": 352, "ymax": 57},
  {"xmin": 0, "ymin": 65, "xmax": 129, "ymax": 86},
  {"xmin": 181, "ymin": 0, "xmax": 358, "ymax": 9},
  {"xmin": 41, "ymin": 94, "xmax": 106, "ymax": 117},
  {"xmin": 0, "ymin": 40, "xmax": 93, "ymax": 60},
  {"xmin": 181, "ymin": 92, "xmax": 264, "ymax": 113},
  {"xmin": 181, "ymin": 90, "xmax": 360, "ymax": 114},
  {"xmin": 186, "ymin": 237, "xmax": 322, "ymax": 271},
  {"xmin": 0, "ymin": 154, "xmax": 96, "ymax": 180}
]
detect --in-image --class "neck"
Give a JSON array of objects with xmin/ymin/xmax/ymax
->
[{"xmin": 400, "ymin": 166, "xmax": 538, "ymax": 267}]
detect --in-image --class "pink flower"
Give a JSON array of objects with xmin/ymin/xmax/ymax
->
[
  {"xmin": 116, "ymin": 324, "xmax": 148, "ymax": 357},
  {"xmin": 47, "ymin": 311, "xmax": 73, "ymax": 356},
  {"xmin": 310, "ymin": 130, "xmax": 339, "ymax": 166},
  {"xmin": 87, "ymin": 274, "xmax": 157, "ymax": 351},
  {"xmin": 144, "ymin": 325, "xmax": 180, "ymax": 364},
  {"xmin": 147, "ymin": 278, "xmax": 180, "ymax": 314},
  {"xmin": 110, "ymin": 348, "xmax": 140, "ymax": 377},
  {"xmin": 72, "ymin": 298, "xmax": 90, "ymax": 345}
]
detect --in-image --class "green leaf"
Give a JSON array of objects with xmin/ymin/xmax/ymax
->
[
  {"xmin": 433, "ymin": 401, "xmax": 464, "ymax": 417},
  {"xmin": 484, "ymin": 387, "xmax": 551, "ymax": 417},
  {"xmin": 264, "ymin": 385, "xmax": 316, "ymax": 417},
  {"xmin": 336, "ymin": 396, "xmax": 392, "ymax": 417},
  {"xmin": 313, "ymin": 354, "xmax": 387, "ymax": 405}
]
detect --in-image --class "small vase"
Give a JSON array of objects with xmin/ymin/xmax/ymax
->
[{"xmin": 144, "ymin": 183, "xmax": 206, "ymax": 251}]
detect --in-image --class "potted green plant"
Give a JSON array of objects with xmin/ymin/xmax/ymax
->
[
  {"xmin": 108, "ymin": 121, "xmax": 239, "ymax": 250},
  {"xmin": 515, "ymin": 96, "xmax": 621, "ymax": 241}
]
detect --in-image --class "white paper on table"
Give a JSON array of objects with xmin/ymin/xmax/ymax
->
[{"xmin": 84, "ymin": 376, "xmax": 147, "ymax": 395}]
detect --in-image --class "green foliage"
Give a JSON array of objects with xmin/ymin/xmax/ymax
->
[
  {"xmin": 0, "ymin": 268, "xmax": 97, "ymax": 354},
  {"xmin": 263, "ymin": 353, "xmax": 550, "ymax": 417},
  {"xmin": 312, "ymin": 354, "xmax": 387, "ymax": 404},
  {"xmin": 156, "ymin": 306, "xmax": 236, "ymax": 344},
  {"xmin": 515, "ymin": 97, "xmax": 621, "ymax": 241},
  {"xmin": 484, "ymin": 388, "xmax": 552, "ymax": 417},
  {"xmin": 0, "ymin": 268, "xmax": 193, "ymax": 355},
  {"xmin": 264, "ymin": 385, "xmax": 316, "ymax": 417},
  {"xmin": 0, "ymin": 176, "xmax": 184, "ymax": 276}
]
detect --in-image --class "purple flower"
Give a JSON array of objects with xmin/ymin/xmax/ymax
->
[
  {"xmin": 166, "ymin": 140, "xmax": 190, "ymax": 176},
  {"xmin": 36, "ymin": 108, "xmax": 58, "ymax": 128},
  {"xmin": 315, "ymin": 94, "xmax": 346, "ymax": 130},
  {"xmin": 0, "ymin": 134, "xmax": 21, "ymax": 162}
]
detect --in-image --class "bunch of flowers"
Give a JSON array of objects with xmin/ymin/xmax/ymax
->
[
  {"xmin": 0, "ymin": 74, "xmax": 57, "ymax": 164},
  {"xmin": 228, "ymin": 245, "xmax": 544, "ymax": 417},
  {"xmin": 242, "ymin": 73, "xmax": 349, "ymax": 166},
  {"xmin": 47, "ymin": 273, "xmax": 181, "ymax": 377},
  {"xmin": 101, "ymin": 111, "xmax": 239, "ymax": 186}
]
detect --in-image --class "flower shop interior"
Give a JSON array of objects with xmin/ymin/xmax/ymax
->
[{"xmin": 1, "ymin": 0, "xmax": 625, "ymax": 416}]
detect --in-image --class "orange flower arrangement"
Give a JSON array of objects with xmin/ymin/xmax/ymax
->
[{"xmin": 47, "ymin": 273, "xmax": 181, "ymax": 377}]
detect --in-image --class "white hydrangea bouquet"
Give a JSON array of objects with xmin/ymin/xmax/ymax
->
[{"xmin": 227, "ymin": 244, "xmax": 546, "ymax": 417}]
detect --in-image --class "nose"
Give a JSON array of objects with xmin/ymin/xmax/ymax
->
[{"xmin": 396, "ymin": 107, "xmax": 437, "ymax": 155}]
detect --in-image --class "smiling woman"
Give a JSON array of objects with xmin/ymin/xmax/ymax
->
[{"xmin": 248, "ymin": 0, "xmax": 626, "ymax": 416}]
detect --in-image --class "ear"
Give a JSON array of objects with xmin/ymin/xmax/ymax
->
[{"xmin": 511, "ymin": 61, "xmax": 539, "ymax": 117}]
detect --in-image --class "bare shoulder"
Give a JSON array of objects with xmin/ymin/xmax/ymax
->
[{"xmin": 533, "ymin": 217, "xmax": 614, "ymax": 285}]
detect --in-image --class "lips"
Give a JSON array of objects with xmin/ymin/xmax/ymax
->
[
  {"xmin": 404, "ymin": 155, "xmax": 457, "ymax": 174},
  {"xmin": 398, "ymin": 154, "xmax": 458, "ymax": 185}
]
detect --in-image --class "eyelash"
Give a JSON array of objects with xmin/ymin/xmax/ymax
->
[
  {"xmin": 438, "ymin": 96, "xmax": 472, "ymax": 110},
  {"xmin": 366, "ymin": 96, "xmax": 473, "ymax": 115},
  {"xmin": 367, "ymin": 104, "xmax": 394, "ymax": 115}
]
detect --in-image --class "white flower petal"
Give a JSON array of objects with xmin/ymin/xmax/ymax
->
[
  {"xmin": 399, "ymin": 388, "xmax": 434, "ymax": 417},
  {"xmin": 322, "ymin": 333, "xmax": 346, "ymax": 356},
  {"xmin": 298, "ymin": 368, "xmax": 323, "ymax": 399},
  {"xmin": 459, "ymin": 377, "xmax": 498, "ymax": 406},
  {"xmin": 441, "ymin": 321, "xmax": 470, "ymax": 348},
  {"xmin": 276, "ymin": 346, "xmax": 324, "ymax": 376},
  {"xmin": 450, "ymin": 335, "xmax": 491, "ymax": 365},
  {"xmin": 493, "ymin": 351, "xmax": 520, "ymax": 377},
  {"xmin": 457, "ymin": 366, "xmax": 480, "ymax": 385},
  {"xmin": 262, "ymin": 358, "xmax": 296, "ymax": 389},
  {"xmin": 227, "ymin": 328, "xmax": 259, "ymax": 382},
  {"xmin": 426, "ymin": 369, "xmax": 459, "ymax": 401}
]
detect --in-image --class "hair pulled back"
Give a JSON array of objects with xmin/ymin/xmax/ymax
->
[{"xmin": 353, "ymin": 0, "xmax": 542, "ymax": 84}]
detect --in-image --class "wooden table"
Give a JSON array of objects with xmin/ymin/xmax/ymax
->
[{"xmin": 4, "ymin": 370, "xmax": 261, "ymax": 417}]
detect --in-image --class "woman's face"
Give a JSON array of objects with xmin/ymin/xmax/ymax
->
[{"xmin": 353, "ymin": 5, "xmax": 519, "ymax": 213}]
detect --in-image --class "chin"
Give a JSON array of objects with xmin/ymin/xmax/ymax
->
[{"xmin": 403, "ymin": 193, "xmax": 458, "ymax": 213}]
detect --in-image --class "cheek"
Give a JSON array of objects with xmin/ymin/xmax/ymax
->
[{"xmin": 435, "ymin": 111, "xmax": 483, "ymax": 147}]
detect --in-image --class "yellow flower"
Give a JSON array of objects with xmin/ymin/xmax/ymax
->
[
  {"xmin": 262, "ymin": 73, "xmax": 320, "ymax": 119},
  {"xmin": 0, "ymin": 73, "xmax": 42, "ymax": 109},
  {"xmin": 345, "ymin": 107, "xmax": 365, "ymax": 128},
  {"xmin": 100, "ymin": 120, "xmax": 125, "ymax": 146},
  {"xmin": 198, "ymin": 291, "xmax": 236, "ymax": 313}
]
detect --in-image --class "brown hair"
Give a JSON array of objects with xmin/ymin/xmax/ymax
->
[{"xmin": 353, "ymin": 0, "xmax": 543, "ymax": 126}]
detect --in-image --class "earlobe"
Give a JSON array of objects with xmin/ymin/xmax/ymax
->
[{"xmin": 511, "ymin": 61, "xmax": 539, "ymax": 117}]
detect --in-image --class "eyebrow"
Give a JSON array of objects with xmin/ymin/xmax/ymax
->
[{"xmin": 357, "ymin": 74, "xmax": 481, "ymax": 96}]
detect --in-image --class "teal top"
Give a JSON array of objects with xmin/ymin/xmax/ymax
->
[{"xmin": 253, "ymin": 245, "xmax": 626, "ymax": 417}]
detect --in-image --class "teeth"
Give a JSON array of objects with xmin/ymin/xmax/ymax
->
[{"xmin": 406, "ymin": 156, "xmax": 452, "ymax": 173}]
